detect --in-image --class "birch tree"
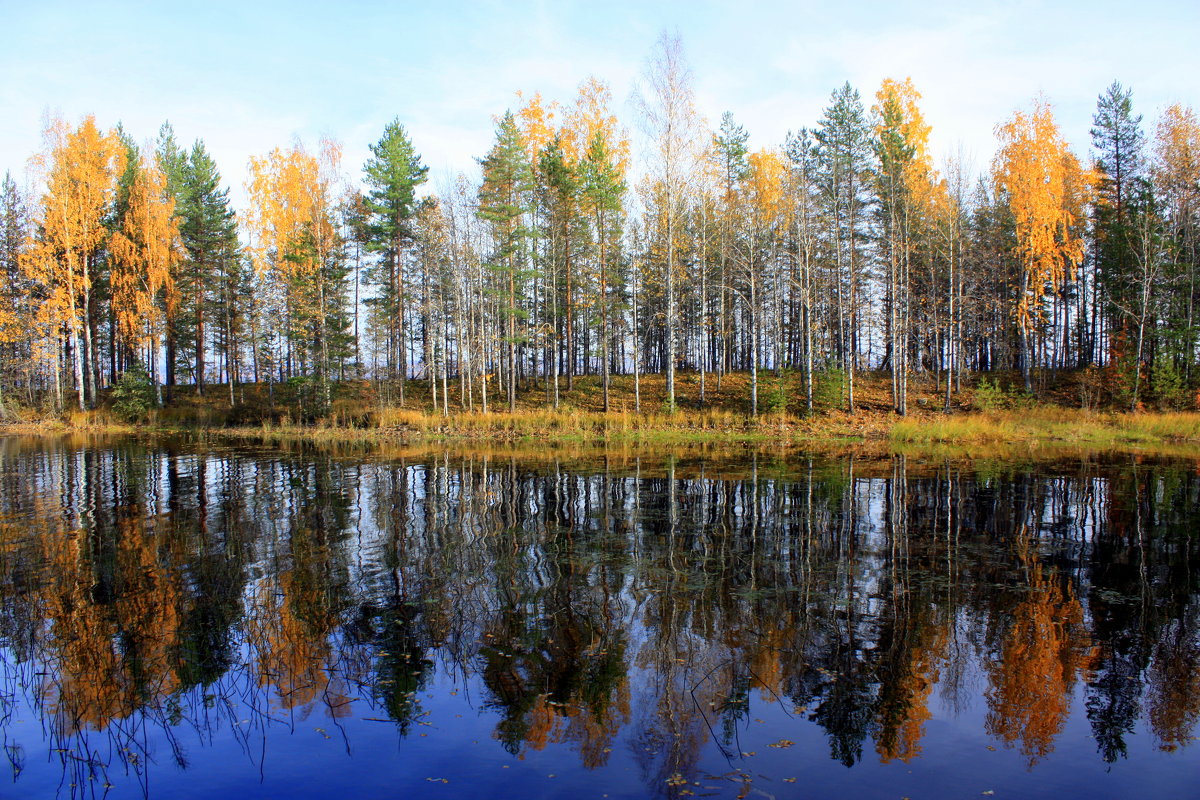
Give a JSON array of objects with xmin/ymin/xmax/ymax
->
[{"xmin": 635, "ymin": 31, "xmax": 703, "ymax": 411}]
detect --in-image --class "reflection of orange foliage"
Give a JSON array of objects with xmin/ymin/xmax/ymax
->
[
  {"xmin": 985, "ymin": 546, "xmax": 1089, "ymax": 765},
  {"xmin": 516, "ymin": 677, "xmax": 632, "ymax": 769},
  {"xmin": 877, "ymin": 621, "xmax": 947, "ymax": 763},
  {"xmin": 751, "ymin": 621, "xmax": 788, "ymax": 703},
  {"xmin": 1147, "ymin": 621, "xmax": 1200, "ymax": 751},
  {"xmin": 246, "ymin": 570, "xmax": 350, "ymax": 714},
  {"xmin": 41, "ymin": 512, "xmax": 183, "ymax": 734}
]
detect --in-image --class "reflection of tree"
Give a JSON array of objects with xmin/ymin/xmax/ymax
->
[
  {"xmin": 1079, "ymin": 463, "xmax": 1200, "ymax": 761},
  {"xmin": 41, "ymin": 509, "xmax": 184, "ymax": 734},
  {"xmin": 247, "ymin": 571, "xmax": 340, "ymax": 712},
  {"xmin": 875, "ymin": 618, "xmax": 945, "ymax": 763},
  {"xmin": 246, "ymin": 456, "xmax": 355, "ymax": 717},
  {"xmin": 1147, "ymin": 610, "xmax": 1200, "ymax": 751},
  {"xmin": 477, "ymin": 462, "xmax": 631, "ymax": 766},
  {"xmin": 985, "ymin": 533, "xmax": 1090, "ymax": 766}
]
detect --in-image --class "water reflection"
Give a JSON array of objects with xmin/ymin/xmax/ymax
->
[{"xmin": 0, "ymin": 437, "xmax": 1197, "ymax": 798}]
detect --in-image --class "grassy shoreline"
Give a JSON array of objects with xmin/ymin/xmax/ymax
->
[
  {"xmin": 6, "ymin": 406, "xmax": 1200, "ymax": 460},
  {"xmin": 4, "ymin": 372, "xmax": 1200, "ymax": 459}
]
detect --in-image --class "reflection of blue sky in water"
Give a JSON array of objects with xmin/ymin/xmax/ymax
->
[{"xmin": 0, "ymin": 438, "xmax": 1197, "ymax": 798}]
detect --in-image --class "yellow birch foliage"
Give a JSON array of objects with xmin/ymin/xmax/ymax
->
[
  {"xmin": 993, "ymin": 99, "xmax": 1094, "ymax": 327},
  {"xmin": 110, "ymin": 157, "xmax": 181, "ymax": 352},
  {"xmin": 246, "ymin": 570, "xmax": 342, "ymax": 712},
  {"xmin": 564, "ymin": 77, "xmax": 630, "ymax": 173},
  {"xmin": 1152, "ymin": 104, "xmax": 1200, "ymax": 216},
  {"xmin": 245, "ymin": 139, "xmax": 342, "ymax": 333},
  {"xmin": 874, "ymin": 78, "xmax": 934, "ymax": 177},
  {"xmin": 22, "ymin": 116, "xmax": 125, "ymax": 344},
  {"xmin": 516, "ymin": 91, "xmax": 559, "ymax": 166},
  {"xmin": 744, "ymin": 149, "xmax": 787, "ymax": 225},
  {"xmin": 40, "ymin": 512, "xmax": 183, "ymax": 734},
  {"xmin": 874, "ymin": 78, "xmax": 949, "ymax": 252}
]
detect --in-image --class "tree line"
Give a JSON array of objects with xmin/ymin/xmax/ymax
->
[{"xmin": 2, "ymin": 33, "xmax": 1198, "ymax": 417}]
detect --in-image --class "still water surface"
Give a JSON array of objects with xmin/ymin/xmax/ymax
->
[{"xmin": 0, "ymin": 436, "xmax": 1197, "ymax": 799}]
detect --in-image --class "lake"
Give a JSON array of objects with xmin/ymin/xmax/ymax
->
[{"xmin": 0, "ymin": 435, "xmax": 1197, "ymax": 799}]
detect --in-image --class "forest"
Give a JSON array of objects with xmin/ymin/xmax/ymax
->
[{"xmin": 1, "ymin": 33, "xmax": 1198, "ymax": 423}]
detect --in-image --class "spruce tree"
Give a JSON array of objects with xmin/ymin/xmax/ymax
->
[{"xmin": 0, "ymin": 173, "xmax": 30, "ymax": 409}]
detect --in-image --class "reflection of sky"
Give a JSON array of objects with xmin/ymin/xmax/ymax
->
[
  {"xmin": 5, "ymin": 621, "xmax": 1195, "ymax": 799},
  {"xmin": 4, "ymin": 1, "xmax": 1198, "ymax": 208}
]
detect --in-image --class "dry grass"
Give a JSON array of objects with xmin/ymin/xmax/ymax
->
[
  {"xmin": 7, "ymin": 371, "xmax": 1200, "ymax": 459},
  {"xmin": 889, "ymin": 407, "xmax": 1200, "ymax": 451}
]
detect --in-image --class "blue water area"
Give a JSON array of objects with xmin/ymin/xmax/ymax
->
[{"xmin": 0, "ymin": 437, "xmax": 1197, "ymax": 799}]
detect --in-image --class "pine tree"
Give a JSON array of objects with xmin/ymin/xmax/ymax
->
[
  {"xmin": 478, "ymin": 111, "xmax": 532, "ymax": 412},
  {"xmin": 579, "ymin": 130, "xmax": 626, "ymax": 411},
  {"xmin": 784, "ymin": 128, "xmax": 821, "ymax": 413},
  {"xmin": 155, "ymin": 123, "xmax": 187, "ymax": 391},
  {"xmin": 713, "ymin": 112, "xmax": 749, "ymax": 384},
  {"xmin": 815, "ymin": 83, "xmax": 872, "ymax": 411},
  {"xmin": 174, "ymin": 140, "xmax": 238, "ymax": 396},
  {"xmin": 362, "ymin": 120, "xmax": 428, "ymax": 403},
  {"xmin": 538, "ymin": 134, "xmax": 584, "ymax": 395}
]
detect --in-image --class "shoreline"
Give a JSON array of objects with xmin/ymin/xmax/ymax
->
[{"xmin": 5, "ymin": 407, "xmax": 1200, "ymax": 461}]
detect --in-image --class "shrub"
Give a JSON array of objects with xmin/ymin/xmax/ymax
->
[
  {"xmin": 761, "ymin": 369, "xmax": 791, "ymax": 414},
  {"xmin": 111, "ymin": 365, "xmax": 157, "ymax": 422},
  {"xmin": 974, "ymin": 376, "xmax": 1007, "ymax": 410},
  {"xmin": 972, "ymin": 375, "xmax": 1035, "ymax": 411},
  {"xmin": 1151, "ymin": 358, "xmax": 1190, "ymax": 410},
  {"xmin": 813, "ymin": 369, "xmax": 846, "ymax": 412}
]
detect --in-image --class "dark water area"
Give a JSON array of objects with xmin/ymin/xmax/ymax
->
[{"xmin": 0, "ymin": 436, "xmax": 1197, "ymax": 799}]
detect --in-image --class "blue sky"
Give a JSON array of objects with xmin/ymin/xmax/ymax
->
[{"xmin": 3, "ymin": 0, "xmax": 1198, "ymax": 203}]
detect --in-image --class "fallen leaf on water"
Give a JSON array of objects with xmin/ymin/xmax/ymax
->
[{"xmin": 768, "ymin": 739, "xmax": 795, "ymax": 749}]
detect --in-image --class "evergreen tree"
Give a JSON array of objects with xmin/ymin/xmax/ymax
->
[
  {"xmin": 538, "ymin": 134, "xmax": 582, "ymax": 393},
  {"xmin": 713, "ymin": 112, "xmax": 750, "ymax": 383},
  {"xmin": 0, "ymin": 173, "xmax": 30, "ymax": 409},
  {"xmin": 1092, "ymin": 82, "xmax": 1146, "ymax": 330},
  {"xmin": 362, "ymin": 119, "xmax": 428, "ymax": 401},
  {"xmin": 713, "ymin": 112, "xmax": 749, "ymax": 195},
  {"xmin": 478, "ymin": 111, "xmax": 532, "ymax": 412},
  {"xmin": 579, "ymin": 130, "xmax": 626, "ymax": 411},
  {"xmin": 815, "ymin": 83, "xmax": 872, "ymax": 411},
  {"xmin": 176, "ymin": 140, "xmax": 239, "ymax": 396},
  {"xmin": 155, "ymin": 123, "xmax": 187, "ymax": 390}
]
